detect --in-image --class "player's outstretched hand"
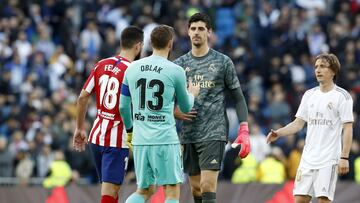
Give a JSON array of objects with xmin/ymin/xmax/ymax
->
[
  {"xmin": 188, "ymin": 77, "xmax": 200, "ymax": 97},
  {"xmin": 266, "ymin": 129, "xmax": 279, "ymax": 144},
  {"xmin": 174, "ymin": 106, "xmax": 197, "ymax": 122},
  {"xmin": 73, "ymin": 129, "xmax": 87, "ymax": 152}
]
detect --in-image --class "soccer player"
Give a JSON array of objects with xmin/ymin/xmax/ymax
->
[
  {"xmin": 173, "ymin": 13, "xmax": 250, "ymax": 203},
  {"xmin": 119, "ymin": 25, "xmax": 200, "ymax": 203},
  {"xmin": 267, "ymin": 53, "xmax": 353, "ymax": 203},
  {"xmin": 73, "ymin": 26, "xmax": 143, "ymax": 203}
]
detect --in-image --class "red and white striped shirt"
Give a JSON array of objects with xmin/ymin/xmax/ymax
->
[{"xmin": 82, "ymin": 56, "xmax": 131, "ymax": 148}]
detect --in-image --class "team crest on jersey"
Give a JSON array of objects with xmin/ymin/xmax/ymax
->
[
  {"xmin": 185, "ymin": 67, "xmax": 191, "ymax": 72},
  {"xmin": 209, "ymin": 64, "xmax": 216, "ymax": 72},
  {"xmin": 327, "ymin": 102, "xmax": 333, "ymax": 110}
]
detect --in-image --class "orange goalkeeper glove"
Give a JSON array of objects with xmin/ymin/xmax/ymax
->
[
  {"xmin": 231, "ymin": 122, "xmax": 250, "ymax": 158},
  {"xmin": 126, "ymin": 127, "xmax": 133, "ymax": 151},
  {"xmin": 126, "ymin": 132, "xmax": 133, "ymax": 151}
]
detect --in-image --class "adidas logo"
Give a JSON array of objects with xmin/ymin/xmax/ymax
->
[
  {"xmin": 210, "ymin": 159, "xmax": 218, "ymax": 164},
  {"xmin": 322, "ymin": 187, "xmax": 327, "ymax": 192}
]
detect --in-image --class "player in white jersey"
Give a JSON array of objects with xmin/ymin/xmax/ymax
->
[{"xmin": 267, "ymin": 53, "xmax": 353, "ymax": 203}]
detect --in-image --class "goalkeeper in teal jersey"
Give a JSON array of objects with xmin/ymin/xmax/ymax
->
[{"xmin": 119, "ymin": 25, "xmax": 200, "ymax": 203}]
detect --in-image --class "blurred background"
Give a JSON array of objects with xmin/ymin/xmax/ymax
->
[{"xmin": 0, "ymin": 0, "xmax": 360, "ymax": 202}]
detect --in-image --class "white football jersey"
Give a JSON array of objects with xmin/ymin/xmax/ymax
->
[{"xmin": 296, "ymin": 85, "xmax": 353, "ymax": 169}]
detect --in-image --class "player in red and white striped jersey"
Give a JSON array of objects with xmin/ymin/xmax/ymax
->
[
  {"xmin": 73, "ymin": 26, "xmax": 143, "ymax": 203},
  {"xmin": 83, "ymin": 55, "xmax": 130, "ymax": 148}
]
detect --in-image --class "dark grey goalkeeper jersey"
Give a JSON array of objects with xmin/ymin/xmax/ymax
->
[{"xmin": 174, "ymin": 49, "xmax": 241, "ymax": 143}]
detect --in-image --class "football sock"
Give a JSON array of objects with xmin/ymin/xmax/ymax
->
[
  {"xmin": 202, "ymin": 192, "xmax": 216, "ymax": 203},
  {"xmin": 194, "ymin": 196, "xmax": 202, "ymax": 203},
  {"xmin": 101, "ymin": 195, "xmax": 117, "ymax": 203},
  {"xmin": 165, "ymin": 200, "xmax": 179, "ymax": 203},
  {"xmin": 125, "ymin": 192, "xmax": 145, "ymax": 203}
]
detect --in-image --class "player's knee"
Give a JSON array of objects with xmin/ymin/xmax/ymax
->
[
  {"xmin": 200, "ymin": 180, "xmax": 215, "ymax": 192},
  {"xmin": 164, "ymin": 184, "xmax": 180, "ymax": 199},
  {"xmin": 101, "ymin": 182, "xmax": 120, "ymax": 197},
  {"xmin": 148, "ymin": 185, "xmax": 157, "ymax": 197},
  {"xmin": 190, "ymin": 183, "xmax": 201, "ymax": 196},
  {"xmin": 318, "ymin": 196, "xmax": 331, "ymax": 203},
  {"xmin": 294, "ymin": 195, "xmax": 312, "ymax": 203},
  {"xmin": 136, "ymin": 188, "xmax": 153, "ymax": 200}
]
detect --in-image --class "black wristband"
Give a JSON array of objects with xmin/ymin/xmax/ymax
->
[
  {"xmin": 340, "ymin": 157, "xmax": 349, "ymax": 160},
  {"xmin": 126, "ymin": 127, "xmax": 133, "ymax": 133}
]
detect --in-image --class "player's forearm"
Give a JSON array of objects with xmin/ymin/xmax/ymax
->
[
  {"xmin": 178, "ymin": 93, "xmax": 194, "ymax": 113},
  {"xmin": 175, "ymin": 71, "xmax": 195, "ymax": 113},
  {"xmin": 276, "ymin": 118, "xmax": 304, "ymax": 137},
  {"xmin": 119, "ymin": 95, "xmax": 133, "ymax": 129},
  {"xmin": 76, "ymin": 92, "xmax": 90, "ymax": 129},
  {"xmin": 231, "ymin": 88, "xmax": 248, "ymax": 123},
  {"xmin": 341, "ymin": 122, "xmax": 353, "ymax": 158}
]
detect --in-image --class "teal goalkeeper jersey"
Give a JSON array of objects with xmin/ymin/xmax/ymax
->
[{"xmin": 119, "ymin": 55, "xmax": 194, "ymax": 145}]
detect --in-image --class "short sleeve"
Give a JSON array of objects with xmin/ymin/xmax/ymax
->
[
  {"xmin": 339, "ymin": 96, "xmax": 354, "ymax": 123},
  {"xmin": 295, "ymin": 91, "xmax": 309, "ymax": 122},
  {"xmin": 224, "ymin": 57, "xmax": 240, "ymax": 90}
]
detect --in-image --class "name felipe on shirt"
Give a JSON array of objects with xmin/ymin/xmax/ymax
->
[
  {"xmin": 104, "ymin": 64, "xmax": 121, "ymax": 74},
  {"xmin": 141, "ymin": 65, "xmax": 163, "ymax": 73}
]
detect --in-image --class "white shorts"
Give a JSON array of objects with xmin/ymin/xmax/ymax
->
[{"xmin": 293, "ymin": 165, "xmax": 338, "ymax": 201}]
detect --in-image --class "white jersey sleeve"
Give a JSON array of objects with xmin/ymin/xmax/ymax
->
[
  {"xmin": 295, "ymin": 89, "xmax": 311, "ymax": 122},
  {"xmin": 338, "ymin": 92, "xmax": 354, "ymax": 123}
]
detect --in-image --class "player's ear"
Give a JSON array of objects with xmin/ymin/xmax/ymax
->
[
  {"xmin": 207, "ymin": 28, "xmax": 212, "ymax": 37},
  {"xmin": 168, "ymin": 38, "xmax": 174, "ymax": 49},
  {"xmin": 136, "ymin": 41, "xmax": 143, "ymax": 52}
]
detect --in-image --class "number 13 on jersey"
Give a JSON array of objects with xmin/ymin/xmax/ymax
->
[{"xmin": 136, "ymin": 78, "xmax": 165, "ymax": 111}]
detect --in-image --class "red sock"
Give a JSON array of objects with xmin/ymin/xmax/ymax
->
[{"xmin": 101, "ymin": 195, "xmax": 117, "ymax": 203}]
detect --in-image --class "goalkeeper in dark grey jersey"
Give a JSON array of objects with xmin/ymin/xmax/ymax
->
[{"xmin": 173, "ymin": 13, "xmax": 250, "ymax": 203}]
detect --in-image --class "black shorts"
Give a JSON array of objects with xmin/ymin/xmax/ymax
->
[{"xmin": 182, "ymin": 140, "xmax": 226, "ymax": 176}]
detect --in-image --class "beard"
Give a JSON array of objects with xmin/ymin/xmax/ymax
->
[{"xmin": 192, "ymin": 41, "xmax": 203, "ymax": 48}]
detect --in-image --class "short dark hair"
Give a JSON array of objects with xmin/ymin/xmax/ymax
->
[
  {"xmin": 150, "ymin": 25, "xmax": 174, "ymax": 50},
  {"xmin": 315, "ymin": 53, "xmax": 341, "ymax": 82},
  {"xmin": 120, "ymin": 26, "xmax": 144, "ymax": 49},
  {"xmin": 188, "ymin": 13, "xmax": 212, "ymax": 30}
]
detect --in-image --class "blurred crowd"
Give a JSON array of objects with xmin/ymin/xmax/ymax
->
[{"xmin": 0, "ymin": 0, "xmax": 360, "ymax": 186}]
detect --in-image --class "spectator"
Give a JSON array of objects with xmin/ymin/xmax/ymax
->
[
  {"xmin": 43, "ymin": 150, "xmax": 72, "ymax": 189},
  {"xmin": 79, "ymin": 21, "xmax": 102, "ymax": 59},
  {"xmin": 231, "ymin": 154, "xmax": 257, "ymax": 184},
  {"xmin": 0, "ymin": 136, "xmax": 14, "ymax": 177},
  {"xmin": 257, "ymin": 147, "xmax": 286, "ymax": 184},
  {"xmin": 287, "ymin": 139, "xmax": 304, "ymax": 180},
  {"xmin": 15, "ymin": 150, "xmax": 34, "ymax": 186},
  {"xmin": 249, "ymin": 123, "xmax": 271, "ymax": 162}
]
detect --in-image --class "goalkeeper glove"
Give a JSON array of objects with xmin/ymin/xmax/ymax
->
[
  {"xmin": 231, "ymin": 122, "xmax": 250, "ymax": 158},
  {"xmin": 126, "ymin": 128, "xmax": 133, "ymax": 151}
]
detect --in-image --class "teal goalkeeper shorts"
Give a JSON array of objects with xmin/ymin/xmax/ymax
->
[{"xmin": 133, "ymin": 144, "xmax": 184, "ymax": 188}]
